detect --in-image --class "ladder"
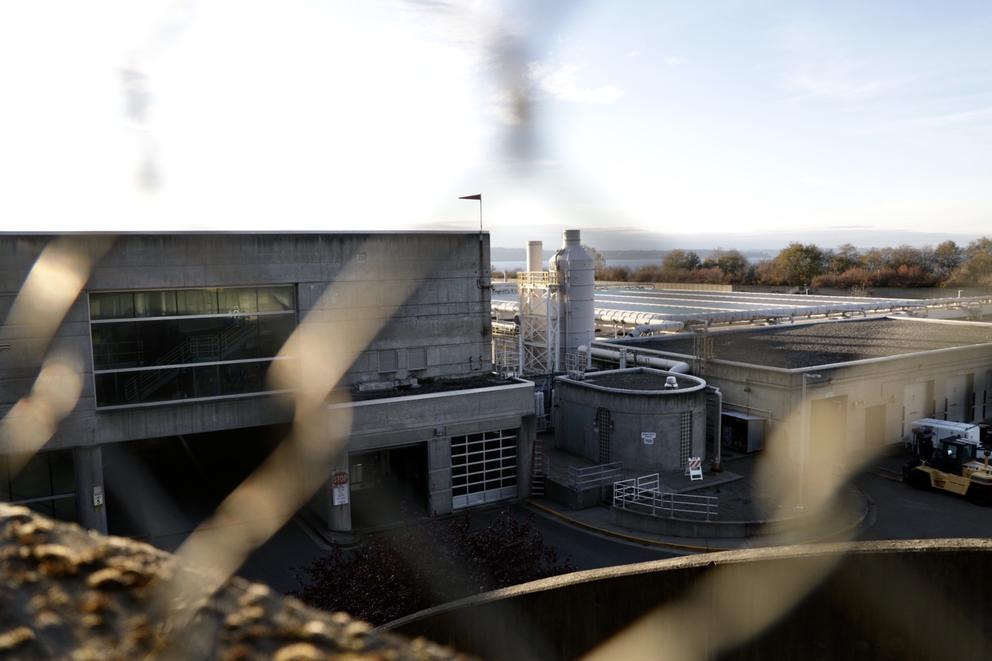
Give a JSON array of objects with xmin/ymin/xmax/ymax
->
[{"xmin": 531, "ymin": 436, "xmax": 545, "ymax": 497}]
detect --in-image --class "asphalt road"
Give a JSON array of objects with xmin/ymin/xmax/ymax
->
[{"xmin": 855, "ymin": 453, "xmax": 992, "ymax": 541}]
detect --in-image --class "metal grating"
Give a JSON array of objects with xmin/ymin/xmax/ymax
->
[
  {"xmin": 596, "ymin": 408, "xmax": 611, "ymax": 464},
  {"xmin": 679, "ymin": 411, "xmax": 693, "ymax": 468}
]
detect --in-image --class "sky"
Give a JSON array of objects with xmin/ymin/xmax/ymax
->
[{"xmin": 2, "ymin": 1, "xmax": 991, "ymax": 249}]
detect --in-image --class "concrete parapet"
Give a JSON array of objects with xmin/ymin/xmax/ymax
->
[{"xmin": 386, "ymin": 538, "xmax": 992, "ymax": 660}]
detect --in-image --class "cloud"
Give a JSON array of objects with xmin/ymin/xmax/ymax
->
[
  {"xmin": 800, "ymin": 175, "xmax": 826, "ymax": 187},
  {"xmin": 664, "ymin": 55, "xmax": 685, "ymax": 66},
  {"xmin": 528, "ymin": 62, "xmax": 624, "ymax": 105}
]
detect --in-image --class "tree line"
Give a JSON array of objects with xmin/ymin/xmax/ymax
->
[{"xmin": 586, "ymin": 238, "xmax": 992, "ymax": 289}]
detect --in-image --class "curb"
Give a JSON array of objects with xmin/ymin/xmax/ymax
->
[
  {"xmin": 525, "ymin": 499, "xmax": 732, "ymax": 553},
  {"xmin": 525, "ymin": 486, "xmax": 871, "ymax": 554}
]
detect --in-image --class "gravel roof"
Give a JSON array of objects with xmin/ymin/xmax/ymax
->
[{"xmin": 621, "ymin": 318, "xmax": 992, "ymax": 369}]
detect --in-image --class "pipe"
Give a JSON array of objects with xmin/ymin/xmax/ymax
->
[{"xmin": 590, "ymin": 346, "xmax": 690, "ymax": 373}]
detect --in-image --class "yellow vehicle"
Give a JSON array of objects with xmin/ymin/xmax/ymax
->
[{"xmin": 903, "ymin": 437, "xmax": 992, "ymax": 506}]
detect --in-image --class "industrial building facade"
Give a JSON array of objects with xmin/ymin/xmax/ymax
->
[
  {"xmin": 604, "ymin": 317, "xmax": 992, "ymax": 456},
  {"xmin": 0, "ymin": 233, "xmax": 536, "ymax": 536}
]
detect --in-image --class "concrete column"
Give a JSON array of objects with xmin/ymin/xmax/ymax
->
[
  {"xmin": 517, "ymin": 415, "xmax": 537, "ymax": 497},
  {"xmin": 327, "ymin": 451, "xmax": 352, "ymax": 533},
  {"xmin": 73, "ymin": 446, "xmax": 108, "ymax": 535},
  {"xmin": 428, "ymin": 437, "xmax": 452, "ymax": 517}
]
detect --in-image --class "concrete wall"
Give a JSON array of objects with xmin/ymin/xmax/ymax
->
[
  {"xmin": 318, "ymin": 380, "xmax": 536, "ymax": 528},
  {"xmin": 0, "ymin": 233, "xmax": 493, "ymax": 451},
  {"xmin": 555, "ymin": 380, "xmax": 707, "ymax": 471},
  {"xmin": 603, "ymin": 328, "xmax": 992, "ymax": 459},
  {"xmin": 702, "ymin": 344, "xmax": 992, "ymax": 457},
  {"xmin": 388, "ymin": 539, "xmax": 992, "ymax": 661}
]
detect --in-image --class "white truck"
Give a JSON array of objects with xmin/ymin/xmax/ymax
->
[{"xmin": 907, "ymin": 418, "xmax": 991, "ymax": 458}]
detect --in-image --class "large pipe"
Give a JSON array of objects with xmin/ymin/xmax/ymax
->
[
  {"xmin": 527, "ymin": 241, "xmax": 543, "ymax": 272},
  {"xmin": 590, "ymin": 346, "xmax": 690, "ymax": 373}
]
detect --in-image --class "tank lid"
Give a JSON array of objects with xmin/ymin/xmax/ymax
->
[{"xmin": 563, "ymin": 229, "xmax": 581, "ymax": 246}]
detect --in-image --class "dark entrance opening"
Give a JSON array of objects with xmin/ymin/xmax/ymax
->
[
  {"xmin": 349, "ymin": 443, "xmax": 428, "ymax": 529},
  {"xmin": 103, "ymin": 424, "xmax": 288, "ymax": 548}
]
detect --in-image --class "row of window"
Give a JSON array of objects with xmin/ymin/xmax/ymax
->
[
  {"xmin": 91, "ymin": 314, "xmax": 296, "ymax": 371},
  {"xmin": 94, "ymin": 359, "xmax": 294, "ymax": 407},
  {"xmin": 90, "ymin": 285, "xmax": 295, "ymax": 320}
]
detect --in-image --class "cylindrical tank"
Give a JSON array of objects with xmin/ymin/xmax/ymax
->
[
  {"xmin": 550, "ymin": 229, "xmax": 595, "ymax": 365},
  {"xmin": 526, "ymin": 241, "xmax": 543, "ymax": 272}
]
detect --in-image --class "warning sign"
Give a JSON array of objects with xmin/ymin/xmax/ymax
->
[
  {"xmin": 687, "ymin": 457, "xmax": 703, "ymax": 481},
  {"xmin": 332, "ymin": 471, "xmax": 350, "ymax": 506}
]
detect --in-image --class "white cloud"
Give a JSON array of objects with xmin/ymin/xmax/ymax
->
[
  {"xmin": 528, "ymin": 62, "xmax": 624, "ymax": 105},
  {"xmin": 664, "ymin": 55, "xmax": 685, "ymax": 66}
]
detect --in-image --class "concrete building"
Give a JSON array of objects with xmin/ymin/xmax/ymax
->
[
  {"xmin": 554, "ymin": 368, "xmax": 707, "ymax": 472},
  {"xmin": 601, "ymin": 317, "xmax": 992, "ymax": 456},
  {"xmin": 1, "ymin": 233, "xmax": 537, "ymax": 536}
]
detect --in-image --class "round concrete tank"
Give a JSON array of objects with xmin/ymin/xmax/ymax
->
[
  {"xmin": 526, "ymin": 241, "xmax": 543, "ymax": 272},
  {"xmin": 550, "ymin": 229, "xmax": 595, "ymax": 364},
  {"xmin": 554, "ymin": 367, "xmax": 707, "ymax": 472}
]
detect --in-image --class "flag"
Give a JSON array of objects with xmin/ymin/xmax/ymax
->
[{"xmin": 459, "ymin": 194, "xmax": 482, "ymax": 200}]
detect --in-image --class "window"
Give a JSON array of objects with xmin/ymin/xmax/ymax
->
[{"xmin": 89, "ymin": 285, "xmax": 297, "ymax": 408}]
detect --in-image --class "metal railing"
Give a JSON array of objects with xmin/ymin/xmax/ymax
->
[
  {"xmin": 517, "ymin": 271, "xmax": 558, "ymax": 287},
  {"xmin": 613, "ymin": 473, "xmax": 719, "ymax": 521},
  {"xmin": 548, "ymin": 461, "xmax": 623, "ymax": 490}
]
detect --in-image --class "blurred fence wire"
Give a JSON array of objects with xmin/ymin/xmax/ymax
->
[{"xmin": 0, "ymin": 2, "xmax": 985, "ymax": 660}]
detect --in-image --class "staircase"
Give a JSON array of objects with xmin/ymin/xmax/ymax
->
[{"xmin": 530, "ymin": 436, "xmax": 546, "ymax": 497}]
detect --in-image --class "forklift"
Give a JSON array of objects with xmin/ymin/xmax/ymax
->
[{"xmin": 903, "ymin": 428, "xmax": 992, "ymax": 506}]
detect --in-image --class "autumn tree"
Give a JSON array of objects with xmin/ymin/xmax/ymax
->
[
  {"xmin": 933, "ymin": 240, "xmax": 963, "ymax": 280},
  {"xmin": 764, "ymin": 243, "xmax": 826, "ymax": 286}
]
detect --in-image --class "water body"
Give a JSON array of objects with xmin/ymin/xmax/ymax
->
[{"xmin": 492, "ymin": 259, "xmax": 662, "ymax": 272}]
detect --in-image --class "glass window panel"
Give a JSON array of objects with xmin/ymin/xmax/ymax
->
[
  {"xmin": 219, "ymin": 317, "xmax": 260, "ymax": 361},
  {"xmin": 133, "ymin": 290, "xmax": 177, "ymax": 317},
  {"xmin": 218, "ymin": 287, "xmax": 257, "ymax": 314},
  {"xmin": 116, "ymin": 368, "xmax": 189, "ymax": 404},
  {"xmin": 179, "ymin": 317, "xmax": 224, "ymax": 363},
  {"xmin": 90, "ymin": 292, "xmax": 134, "ymax": 320},
  {"xmin": 257, "ymin": 286, "xmax": 295, "ymax": 312},
  {"xmin": 257, "ymin": 314, "xmax": 296, "ymax": 356},
  {"xmin": 193, "ymin": 365, "xmax": 221, "ymax": 398},
  {"xmin": 91, "ymin": 322, "xmax": 141, "ymax": 370},
  {"xmin": 95, "ymin": 373, "xmax": 123, "ymax": 406},
  {"xmin": 176, "ymin": 288, "xmax": 218, "ymax": 315},
  {"xmin": 221, "ymin": 361, "xmax": 269, "ymax": 396}
]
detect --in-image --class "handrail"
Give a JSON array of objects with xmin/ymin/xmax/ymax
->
[{"xmin": 613, "ymin": 473, "xmax": 719, "ymax": 521}]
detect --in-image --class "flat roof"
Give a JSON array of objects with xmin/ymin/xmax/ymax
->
[
  {"xmin": 342, "ymin": 374, "xmax": 517, "ymax": 402},
  {"xmin": 492, "ymin": 287, "xmax": 922, "ymax": 325},
  {"xmin": 615, "ymin": 318, "xmax": 992, "ymax": 369}
]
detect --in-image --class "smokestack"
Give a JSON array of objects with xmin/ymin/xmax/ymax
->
[{"xmin": 527, "ymin": 241, "xmax": 543, "ymax": 272}]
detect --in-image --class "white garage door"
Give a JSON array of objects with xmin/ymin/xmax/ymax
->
[
  {"xmin": 903, "ymin": 382, "xmax": 929, "ymax": 439},
  {"xmin": 945, "ymin": 375, "xmax": 968, "ymax": 422},
  {"xmin": 451, "ymin": 429, "xmax": 518, "ymax": 510}
]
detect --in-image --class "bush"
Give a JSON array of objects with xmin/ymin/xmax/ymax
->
[{"xmin": 291, "ymin": 511, "xmax": 573, "ymax": 625}]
